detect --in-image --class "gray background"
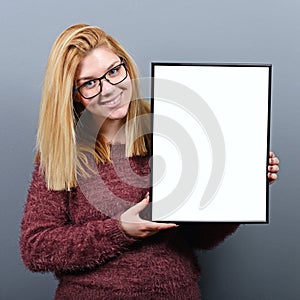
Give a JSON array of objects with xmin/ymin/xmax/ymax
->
[{"xmin": 0, "ymin": 0, "xmax": 299, "ymax": 299}]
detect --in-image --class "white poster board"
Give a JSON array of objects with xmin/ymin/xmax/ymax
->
[{"xmin": 151, "ymin": 63, "xmax": 271, "ymax": 223}]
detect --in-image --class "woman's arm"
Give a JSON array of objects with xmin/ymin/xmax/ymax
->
[{"xmin": 20, "ymin": 163, "xmax": 138, "ymax": 273}]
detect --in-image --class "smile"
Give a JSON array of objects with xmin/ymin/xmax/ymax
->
[{"xmin": 99, "ymin": 93, "xmax": 122, "ymax": 106}]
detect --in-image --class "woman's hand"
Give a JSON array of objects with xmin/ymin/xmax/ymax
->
[
  {"xmin": 268, "ymin": 151, "xmax": 280, "ymax": 185},
  {"xmin": 120, "ymin": 194, "xmax": 178, "ymax": 239}
]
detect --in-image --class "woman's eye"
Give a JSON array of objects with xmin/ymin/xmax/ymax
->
[
  {"xmin": 83, "ymin": 80, "xmax": 96, "ymax": 89},
  {"xmin": 108, "ymin": 65, "xmax": 120, "ymax": 76}
]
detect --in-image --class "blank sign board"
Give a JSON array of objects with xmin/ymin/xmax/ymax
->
[{"xmin": 150, "ymin": 63, "xmax": 271, "ymax": 223}]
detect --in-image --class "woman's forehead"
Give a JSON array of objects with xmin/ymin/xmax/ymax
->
[{"xmin": 76, "ymin": 47, "xmax": 120, "ymax": 80}]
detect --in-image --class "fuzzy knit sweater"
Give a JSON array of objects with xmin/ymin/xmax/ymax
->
[{"xmin": 20, "ymin": 144, "xmax": 238, "ymax": 300}]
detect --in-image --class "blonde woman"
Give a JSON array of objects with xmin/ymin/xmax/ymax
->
[{"xmin": 20, "ymin": 24, "xmax": 279, "ymax": 300}]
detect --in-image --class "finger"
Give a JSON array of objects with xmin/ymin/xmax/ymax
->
[
  {"xmin": 269, "ymin": 156, "xmax": 280, "ymax": 165},
  {"xmin": 141, "ymin": 221, "xmax": 178, "ymax": 231},
  {"xmin": 268, "ymin": 165, "xmax": 279, "ymax": 172},
  {"xmin": 157, "ymin": 223, "xmax": 179, "ymax": 230},
  {"xmin": 268, "ymin": 173, "xmax": 277, "ymax": 180},
  {"xmin": 269, "ymin": 151, "xmax": 275, "ymax": 158}
]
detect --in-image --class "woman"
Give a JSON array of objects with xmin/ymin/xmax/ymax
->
[{"xmin": 20, "ymin": 24, "xmax": 279, "ymax": 300}]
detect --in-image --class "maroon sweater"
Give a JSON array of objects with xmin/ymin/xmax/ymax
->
[{"xmin": 20, "ymin": 145, "xmax": 238, "ymax": 300}]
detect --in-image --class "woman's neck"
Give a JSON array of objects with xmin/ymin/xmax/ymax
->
[{"xmin": 98, "ymin": 117, "xmax": 126, "ymax": 145}]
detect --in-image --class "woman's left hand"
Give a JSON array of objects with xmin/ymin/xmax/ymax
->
[{"xmin": 268, "ymin": 151, "xmax": 280, "ymax": 185}]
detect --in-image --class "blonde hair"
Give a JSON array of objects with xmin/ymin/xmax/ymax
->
[{"xmin": 36, "ymin": 24, "xmax": 150, "ymax": 191}]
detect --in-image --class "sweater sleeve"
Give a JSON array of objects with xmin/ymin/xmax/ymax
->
[
  {"xmin": 20, "ymin": 163, "xmax": 138, "ymax": 273},
  {"xmin": 181, "ymin": 223, "xmax": 239, "ymax": 250}
]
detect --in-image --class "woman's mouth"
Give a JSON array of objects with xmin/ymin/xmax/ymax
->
[{"xmin": 99, "ymin": 93, "xmax": 122, "ymax": 107}]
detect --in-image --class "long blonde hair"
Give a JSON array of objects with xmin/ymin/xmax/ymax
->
[{"xmin": 36, "ymin": 24, "xmax": 150, "ymax": 191}]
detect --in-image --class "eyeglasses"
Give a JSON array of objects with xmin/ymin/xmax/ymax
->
[{"xmin": 75, "ymin": 61, "xmax": 128, "ymax": 99}]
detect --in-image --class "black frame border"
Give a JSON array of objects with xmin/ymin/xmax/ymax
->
[{"xmin": 150, "ymin": 62, "xmax": 272, "ymax": 224}]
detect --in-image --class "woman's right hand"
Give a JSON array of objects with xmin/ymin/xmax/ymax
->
[{"xmin": 119, "ymin": 194, "xmax": 178, "ymax": 238}]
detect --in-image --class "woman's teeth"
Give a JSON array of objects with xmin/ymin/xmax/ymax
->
[
  {"xmin": 105, "ymin": 98, "xmax": 118, "ymax": 105},
  {"xmin": 100, "ymin": 94, "xmax": 121, "ymax": 106}
]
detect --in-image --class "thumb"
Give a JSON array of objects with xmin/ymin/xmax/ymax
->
[{"xmin": 129, "ymin": 195, "xmax": 149, "ymax": 215}]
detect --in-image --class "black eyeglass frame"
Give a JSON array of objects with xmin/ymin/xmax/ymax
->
[{"xmin": 74, "ymin": 61, "xmax": 128, "ymax": 99}]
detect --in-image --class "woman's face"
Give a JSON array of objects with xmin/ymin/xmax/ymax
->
[{"xmin": 75, "ymin": 47, "xmax": 132, "ymax": 121}]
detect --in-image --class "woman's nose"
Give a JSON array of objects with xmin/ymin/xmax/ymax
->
[{"xmin": 100, "ymin": 78, "xmax": 114, "ymax": 95}]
